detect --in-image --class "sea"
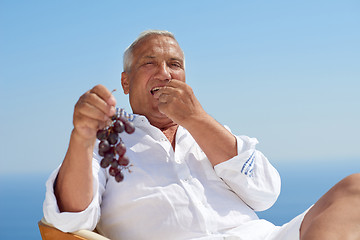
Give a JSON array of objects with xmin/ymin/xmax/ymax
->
[{"xmin": 0, "ymin": 161, "xmax": 358, "ymax": 239}]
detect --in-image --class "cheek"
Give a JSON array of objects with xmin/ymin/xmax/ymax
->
[
  {"xmin": 171, "ymin": 70, "xmax": 186, "ymax": 81},
  {"xmin": 129, "ymin": 74, "xmax": 148, "ymax": 91},
  {"xmin": 129, "ymin": 79, "xmax": 152, "ymax": 102},
  {"xmin": 130, "ymin": 84, "xmax": 145, "ymax": 97}
]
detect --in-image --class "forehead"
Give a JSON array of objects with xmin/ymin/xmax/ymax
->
[{"xmin": 132, "ymin": 35, "xmax": 184, "ymax": 60}]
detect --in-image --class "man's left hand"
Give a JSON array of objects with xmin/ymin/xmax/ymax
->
[{"xmin": 153, "ymin": 79, "xmax": 206, "ymax": 128}]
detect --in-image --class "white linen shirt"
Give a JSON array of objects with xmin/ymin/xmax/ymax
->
[{"xmin": 43, "ymin": 114, "xmax": 281, "ymax": 240}]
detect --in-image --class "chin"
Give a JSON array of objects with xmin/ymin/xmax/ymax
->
[
  {"xmin": 152, "ymin": 110, "xmax": 168, "ymax": 120},
  {"xmin": 149, "ymin": 110, "xmax": 173, "ymax": 124}
]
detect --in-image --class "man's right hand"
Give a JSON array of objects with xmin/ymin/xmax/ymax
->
[
  {"xmin": 73, "ymin": 84, "xmax": 117, "ymax": 143},
  {"xmin": 55, "ymin": 84, "xmax": 116, "ymax": 213}
]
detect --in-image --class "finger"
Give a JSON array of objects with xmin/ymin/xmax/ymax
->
[
  {"xmin": 153, "ymin": 86, "xmax": 179, "ymax": 99},
  {"xmin": 84, "ymin": 86, "xmax": 116, "ymax": 117},
  {"xmin": 158, "ymin": 93, "xmax": 172, "ymax": 103},
  {"xmin": 155, "ymin": 79, "xmax": 186, "ymax": 97},
  {"xmin": 165, "ymin": 79, "xmax": 185, "ymax": 88},
  {"xmin": 90, "ymin": 84, "xmax": 117, "ymax": 107},
  {"xmin": 73, "ymin": 114, "xmax": 104, "ymax": 133},
  {"xmin": 77, "ymin": 101, "xmax": 112, "ymax": 122},
  {"xmin": 83, "ymin": 92, "xmax": 116, "ymax": 117}
]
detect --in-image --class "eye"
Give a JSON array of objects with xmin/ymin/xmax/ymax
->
[
  {"xmin": 141, "ymin": 62, "xmax": 155, "ymax": 68},
  {"xmin": 170, "ymin": 62, "xmax": 182, "ymax": 68}
]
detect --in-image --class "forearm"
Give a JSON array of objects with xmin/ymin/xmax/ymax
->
[
  {"xmin": 55, "ymin": 129, "xmax": 95, "ymax": 212},
  {"xmin": 184, "ymin": 113, "xmax": 237, "ymax": 166},
  {"xmin": 155, "ymin": 80, "xmax": 237, "ymax": 165}
]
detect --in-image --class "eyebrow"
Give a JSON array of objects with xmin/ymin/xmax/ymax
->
[
  {"xmin": 169, "ymin": 57, "xmax": 184, "ymax": 63},
  {"xmin": 142, "ymin": 55, "xmax": 156, "ymax": 59},
  {"xmin": 141, "ymin": 56, "xmax": 184, "ymax": 63}
]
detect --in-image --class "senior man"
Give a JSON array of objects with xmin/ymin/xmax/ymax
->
[{"xmin": 43, "ymin": 30, "xmax": 360, "ymax": 240}]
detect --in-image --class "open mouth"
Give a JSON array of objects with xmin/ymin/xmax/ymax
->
[{"xmin": 150, "ymin": 87, "xmax": 161, "ymax": 95}]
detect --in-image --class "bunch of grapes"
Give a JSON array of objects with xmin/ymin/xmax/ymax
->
[{"xmin": 96, "ymin": 108, "xmax": 135, "ymax": 182}]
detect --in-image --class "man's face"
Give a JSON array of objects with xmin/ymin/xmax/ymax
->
[{"xmin": 121, "ymin": 35, "xmax": 185, "ymax": 125}]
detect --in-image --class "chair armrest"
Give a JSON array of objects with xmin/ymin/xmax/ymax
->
[{"xmin": 39, "ymin": 217, "xmax": 110, "ymax": 240}]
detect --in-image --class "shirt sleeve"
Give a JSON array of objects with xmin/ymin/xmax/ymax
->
[
  {"xmin": 42, "ymin": 152, "xmax": 107, "ymax": 232},
  {"xmin": 214, "ymin": 135, "xmax": 281, "ymax": 212}
]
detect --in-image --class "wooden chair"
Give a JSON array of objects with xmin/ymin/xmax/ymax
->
[{"xmin": 38, "ymin": 218, "xmax": 110, "ymax": 240}]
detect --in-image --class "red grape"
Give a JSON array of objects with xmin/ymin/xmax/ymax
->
[
  {"xmin": 115, "ymin": 171, "xmax": 124, "ymax": 182},
  {"xmin": 124, "ymin": 121, "xmax": 135, "ymax": 134},
  {"xmin": 109, "ymin": 166, "xmax": 119, "ymax": 176},
  {"xmin": 104, "ymin": 151, "xmax": 115, "ymax": 162},
  {"xmin": 99, "ymin": 140, "xmax": 110, "ymax": 152},
  {"xmin": 111, "ymin": 159, "xmax": 119, "ymax": 168},
  {"xmin": 113, "ymin": 120, "xmax": 125, "ymax": 133},
  {"xmin": 100, "ymin": 158, "xmax": 111, "ymax": 168},
  {"xmin": 118, "ymin": 155, "xmax": 130, "ymax": 166},
  {"xmin": 96, "ymin": 129, "xmax": 108, "ymax": 141},
  {"xmin": 107, "ymin": 132, "xmax": 118, "ymax": 145},
  {"xmin": 115, "ymin": 142, "xmax": 126, "ymax": 157},
  {"xmin": 97, "ymin": 108, "xmax": 135, "ymax": 182}
]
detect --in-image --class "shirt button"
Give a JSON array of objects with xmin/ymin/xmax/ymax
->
[{"xmin": 184, "ymin": 177, "xmax": 191, "ymax": 182}]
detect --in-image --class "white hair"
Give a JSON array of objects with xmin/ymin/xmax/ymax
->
[{"xmin": 123, "ymin": 30, "xmax": 184, "ymax": 72}]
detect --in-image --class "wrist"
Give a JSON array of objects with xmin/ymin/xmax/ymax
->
[
  {"xmin": 182, "ymin": 112, "xmax": 212, "ymax": 132},
  {"xmin": 71, "ymin": 128, "xmax": 96, "ymax": 150}
]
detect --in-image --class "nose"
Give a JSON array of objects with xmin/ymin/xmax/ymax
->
[{"xmin": 154, "ymin": 62, "xmax": 171, "ymax": 82}]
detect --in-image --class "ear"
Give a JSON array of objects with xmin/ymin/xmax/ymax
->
[{"xmin": 121, "ymin": 72, "xmax": 130, "ymax": 94}]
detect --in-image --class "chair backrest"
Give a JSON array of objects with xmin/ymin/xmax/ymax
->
[{"xmin": 38, "ymin": 218, "xmax": 110, "ymax": 240}]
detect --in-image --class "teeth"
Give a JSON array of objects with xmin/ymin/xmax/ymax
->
[{"xmin": 150, "ymin": 87, "xmax": 160, "ymax": 95}]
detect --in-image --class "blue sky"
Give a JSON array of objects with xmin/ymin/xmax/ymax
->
[{"xmin": 0, "ymin": 0, "xmax": 359, "ymax": 174}]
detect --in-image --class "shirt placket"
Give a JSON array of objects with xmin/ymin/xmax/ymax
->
[
  {"xmin": 172, "ymin": 130, "xmax": 217, "ymax": 236},
  {"xmin": 147, "ymin": 124, "xmax": 217, "ymax": 236}
]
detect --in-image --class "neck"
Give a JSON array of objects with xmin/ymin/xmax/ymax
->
[
  {"xmin": 160, "ymin": 124, "xmax": 178, "ymax": 150},
  {"xmin": 149, "ymin": 118, "xmax": 178, "ymax": 150},
  {"xmin": 147, "ymin": 114, "xmax": 177, "ymax": 131},
  {"xmin": 136, "ymin": 112, "xmax": 178, "ymax": 149}
]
